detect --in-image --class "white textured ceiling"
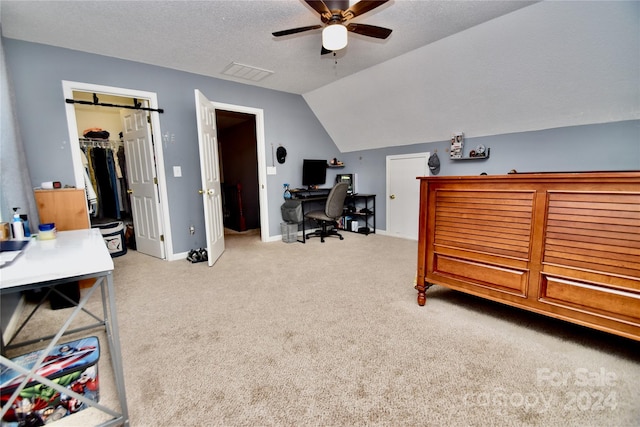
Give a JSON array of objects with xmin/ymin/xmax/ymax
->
[{"xmin": 0, "ymin": 0, "xmax": 535, "ymax": 95}]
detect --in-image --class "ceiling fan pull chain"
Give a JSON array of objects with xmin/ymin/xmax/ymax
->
[{"xmin": 334, "ymin": 51, "xmax": 337, "ymax": 65}]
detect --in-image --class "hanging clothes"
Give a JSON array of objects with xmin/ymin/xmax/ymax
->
[
  {"xmin": 117, "ymin": 145, "xmax": 131, "ymax": 214},
  {"xmin": 85, "ymin": 146, "xmax": 98, "ymax": 198},
  {"xmin": 106, "ymin": 148, "xmax": 121, "ymax": 219},
  {"xmin": 81, "ymin": 150, "xmax": 98, "ymax": 215},
  {"xmin": 80, "ymin": 139, "xmax": 129, "ymax": 220},
  {"xmin": 92, "ymin": 147, "xmax": 117, "ymax": 219}
]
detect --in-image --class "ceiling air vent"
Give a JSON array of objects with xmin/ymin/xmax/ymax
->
[{"xmin": 222, "ymin": 62, "xmax": 273, "ymax": 82}]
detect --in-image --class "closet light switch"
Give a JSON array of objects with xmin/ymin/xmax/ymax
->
[{"xmin": 173, "ymin": 166, "xmax": 182, "ymax": 177}]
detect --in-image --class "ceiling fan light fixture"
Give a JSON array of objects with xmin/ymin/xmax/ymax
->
[{"xmin": 322, "ymin": 24, "xmax": 347, "ymax": 51}]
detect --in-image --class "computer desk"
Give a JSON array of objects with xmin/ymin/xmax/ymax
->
[
  {"xmin": 288, "ymin": 192, "xmax": 376, "ymax": 243},
  {"xmin": 0, "ymin": 229, "xmax": 129, "ymax": 426}
]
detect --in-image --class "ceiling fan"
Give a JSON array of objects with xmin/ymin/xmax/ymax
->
[{"xmin": 272, "ymin": 0, "xmax": 392, "ymax": 54}]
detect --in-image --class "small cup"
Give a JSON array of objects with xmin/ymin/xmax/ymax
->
[{"xmin": 38, "ymin": 223, "xmax": 57, "ymax": 240}]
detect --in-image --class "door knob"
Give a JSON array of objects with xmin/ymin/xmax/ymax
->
[
  {"xmin": 390, "ymin": 194, "xmax": 396, "ymax": 199},
  {"xmin": 127, "ymin": 189, "xmax": 133, "ymax": 194},
  {"xmin": 198, "ymin": 189, "xmax": 205, "ymax": 194}
]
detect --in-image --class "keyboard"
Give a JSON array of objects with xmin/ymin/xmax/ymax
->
[{"xmin": 291, "ymin": 189, "xmax": 331, "ymax": 199}]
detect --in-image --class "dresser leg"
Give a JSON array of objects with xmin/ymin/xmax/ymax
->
[{"xmin": 415, "ymin": 282, "xmax": 433, "ymax": 306}]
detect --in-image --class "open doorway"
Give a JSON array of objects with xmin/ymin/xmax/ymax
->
[
  {"xmin": 63, "ymin": 81, "xmax": 172, "ymax": 259},
  {"xmin": 72, "ymin": 92, "xmax": 133, "ymax": 227},
  {"xmin": 194, "ymin": 91, "xmax": 269, "ymax": 266},
  {"xmin": 208, "ymin": 100, "xmax": 269, "ymax": 242},
  {"xmin": 216, "ymin": 110, "xmax": 260, "ymax": 233}
]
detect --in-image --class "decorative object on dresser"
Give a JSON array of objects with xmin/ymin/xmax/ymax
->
[
  {"xmin": 415, "ymin": 172, "xmax": 640, "ymax": 341},
  {"xmin": 449, "ymin": 132, "xmax": 464, "ymax": 159}
]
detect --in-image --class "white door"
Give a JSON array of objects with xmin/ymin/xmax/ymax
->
[
  {"xmin": 121, "ymin": 109, "xmax": 166, "ymax": 259},
  {"xmin": 195, "ymin": 90, "xmax": 225, "ymax": 266},
  {"xmin": 386, "ymin": 153, "xmax": 430, "ymax": 240}
]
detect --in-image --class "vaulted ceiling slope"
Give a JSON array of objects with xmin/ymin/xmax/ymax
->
[
  {"xmin": 1, "ymin": 1, "xmax": 638, "ymax": 153},
  {"xmin": 304, "ymin": 1, "xmax": 640, "ymax": 151}
]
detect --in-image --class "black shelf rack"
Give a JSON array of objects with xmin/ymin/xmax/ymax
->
[{"xmin": 341, "ymin": 194, "xmax": 375, "ymax": 235}]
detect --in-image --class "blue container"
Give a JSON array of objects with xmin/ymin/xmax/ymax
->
[
  {"xmin": 38, "ymin": 223, "xmax": 57, "ymax": 240},
  {"xmin": 38, "ymin": 223, "xmax": 55, "ymax": 232}
]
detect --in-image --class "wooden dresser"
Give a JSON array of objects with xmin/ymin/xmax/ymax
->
[{"xmin": 416, "ymin": 172, "xmax": 640, "ymax": 341}]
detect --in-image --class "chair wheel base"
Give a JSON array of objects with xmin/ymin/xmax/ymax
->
[{"xmin": 305, "ymin": 229, "xmax": 343, "ymax": 243}]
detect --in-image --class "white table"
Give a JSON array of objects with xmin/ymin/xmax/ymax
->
[{"xmin": 0, "ymin": 229, "xmax": 129, "ymax": 426}]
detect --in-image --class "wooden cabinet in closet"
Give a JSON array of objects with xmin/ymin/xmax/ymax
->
[
  {"xmin": 34, "ymin": 189, "xmax": 90, "ymax": 231},
  {"xmin": 35, "ymin": 188, "xmax": 93, "ymax": 289}
]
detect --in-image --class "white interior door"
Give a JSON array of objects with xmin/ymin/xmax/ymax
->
[
  {"xmin": 386, "ymin": 153, "xmax": 430, "ymax": 240},
  {"xmin": 120, "ymin": 109, "xmax": 165, "ymax": 259},
  {"xmin": 195, "ymin": 90, "xmax": 225, "ymax": 266}
]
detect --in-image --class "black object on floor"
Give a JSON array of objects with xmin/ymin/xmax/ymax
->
[
  {"xmin": 49, "ymin": 281, "xmax": 80, "ymax": 310},
  {"xmin": 187, "ymin": 248, "xmax": 208, "ymax": 263}
]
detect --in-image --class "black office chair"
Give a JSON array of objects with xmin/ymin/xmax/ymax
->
[{"xmin": 305, "ymin": 182, "xmax": 349, "ymax": 243}]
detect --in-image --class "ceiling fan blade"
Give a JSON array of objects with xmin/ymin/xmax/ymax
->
[
  {"xmin": 272, "ymin": 25, "xmax": 322, "ymax": 37},
  {"xmin": 344, "ymin": 0, "xmax": 389, "ymax": 20},
  {"xmin": 304, "ymin": 0, "xmax": 331, "ymax": 16},
  {"xmin": 324, "ymin": 0, "xmax": 350, "ymax": 11},
  {"xmin": 346, "ymin": 23, "xmax": 392, "ymax": 39}
]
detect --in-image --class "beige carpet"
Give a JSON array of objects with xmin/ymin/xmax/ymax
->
[{"xmin": 6, "ymin": 231, "xmax": 640, "ymax": 426}]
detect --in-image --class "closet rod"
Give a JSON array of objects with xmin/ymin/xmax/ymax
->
[{"xmin": 65, "ymin": 96, "xmax": 164, "ymax": 113}]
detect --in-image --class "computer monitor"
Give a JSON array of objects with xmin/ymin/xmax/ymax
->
[{"xmin": 302, "ymin": 159, "xmax": 327, "ymax": 189}]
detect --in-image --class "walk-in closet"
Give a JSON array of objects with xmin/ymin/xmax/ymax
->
[{"xmin": 72, "ymin": 91, "xmax": 134, "ymax": 247}]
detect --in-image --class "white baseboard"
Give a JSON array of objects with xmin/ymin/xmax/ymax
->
[{"xmin": 168, "ymin": 251, "xmax": 189, "ymax": 261}]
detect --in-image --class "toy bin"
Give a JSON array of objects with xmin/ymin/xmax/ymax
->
[
  {"xmin": 1, "ymin": 336, "xmax": 100, "ymax": 426},
  {"xmin": 93, "ymin": 221, "xmax": 127, "ymax": 257}
]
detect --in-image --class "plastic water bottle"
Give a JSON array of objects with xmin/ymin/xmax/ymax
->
[
  {"xmin": 11, "ymin": 207, "xmax": 25, "ymax": 240},
  {"xmin": 283, "ymin": 183, "xmax": 291, "ymax": 199}
]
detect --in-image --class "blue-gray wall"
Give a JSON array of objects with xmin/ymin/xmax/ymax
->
[
  {"xmin": 341, "ymin": 121, "xmax": 639, "ymax": 229},
  {"xmin": 2, "ymin": 38, "xmax": 341, "ymax": 253},
  {"xmin": 3, "ymin": 38, "xmax": 639, "ymax": 255}
]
